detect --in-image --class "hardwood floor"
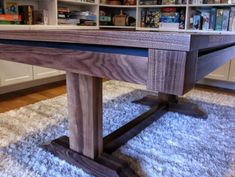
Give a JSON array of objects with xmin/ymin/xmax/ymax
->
[
  {"xmin": 0, "ymin": 81, "xmax": 234, "ymax": 113},
  {"xmin": 0, "ymin": 81, "xmax": 66, "ymax": 113}
]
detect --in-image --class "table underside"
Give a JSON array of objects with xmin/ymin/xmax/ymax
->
[{"xmin": 0, "ymin": 38, "xmax": 234, "ymax": 177}]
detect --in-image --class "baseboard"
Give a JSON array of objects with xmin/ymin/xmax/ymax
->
[
  {"xmin": 197, "ymin": 79, "xmax": 235, "ymax": 91},
  {"xmin": 0, "ymin": 75, "xmax": 66, "ymax": 95}
]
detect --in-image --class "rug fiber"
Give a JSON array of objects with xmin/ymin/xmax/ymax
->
[{"xmin": 0, "ymin": 81, "xmax": 234, "ymax": 177}]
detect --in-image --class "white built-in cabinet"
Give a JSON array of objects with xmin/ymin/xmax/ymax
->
[
  {"xmin": 33, "ymin": 66, "xmax": 62, "ymax": 80},
  {"xmin": 229, "ymin": 59, "xmax": 235, "ymax": 82},
  {"xmin": 0, "ymin": 61, "xmax": 33, "ymax": 86},
  {"xmin": 0, "ymin": 61, "xmax": 63, "ymax": 87},
  {"xmin": 206, "ymin": 59, "xmax": 235, "ymax": 82},
  {"xmin": 206, "ymin": 62, "xmax": 231, "ymax": 81}
]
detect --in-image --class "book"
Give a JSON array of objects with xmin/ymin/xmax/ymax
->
[
  {"xmin": 209, "ymin": 8, "xmax": 216, "ymax": 30},
  {"xmin": 229, "ymin": 7, "xmax": 235, "ymax": 31},
  {"xmin": 215, "ymin": 9, "xmax": 223, "ymax": 31},
  {"xmin": 193, "ymin": 14, "xmax": 202, "ymax": 30},
  {"xmin": 179, "ymin": 9, "xmax": 185, "ymax": 29},
  {"xmin": 4, "ymin": 0, "xmax": 17, "ymax": 14},
  {"xmin": 0, "ymin": 14, "xmax": 21, "ymax": 21},
  {"xmin": 18, "ymin": 5, "xmax": 33, "ymax": 25},
  {"xmin": 201, "ymin": 11, "xmax": 210, "ymax": 30},
  {"xmin": 222, "ymin": 9, "xmax": 230, "ymax": 31},
  {"xmin": 142, "ymin": 9, "xmax": 160, "ymax": 28}
]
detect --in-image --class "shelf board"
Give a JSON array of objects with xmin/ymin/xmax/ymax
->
[
  {"xmin": 58, "ymin": 0, "xmax": 98, "ymax": 5},
  {"xmin": 186, "ymin": 29, "xmax": 235, "ymax": 34},
  {"xmin": 57, "ymin": 25, "xmax": 99, "ymax": 29},
  {"xmin": 188, "ymin": 3, "xmax": 235, "ymax": 7},
  {"xmin": 100, "ymin": 4, "xmax": 136, "ymax": 8},
  {"xmin": 0, "ymin": 25, "xmax": 59, "ymax": 30},
  {"xmin": 136, "ymin": 27, "xmax": 186, "ymax": 32},
  {"xmin": 136, "ymin": 27, "xmax": 235, "ymax": 34},
  {"xmin": 138, "ymin": 4, "xmax": 187, "ymax": 8},
  {"xmin": 99, "ymin": 25, "xmax": 136, "ymax": 29}
]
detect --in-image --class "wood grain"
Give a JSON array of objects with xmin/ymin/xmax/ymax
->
[
  {"xmin": 43, "ymin": 136, "xmax": 140, "ymax": 177},
  {"xmin": 183, "ymin": 51, "xmax": 198, "ymax": 93},
  {"xmin": 0, "ymin": 30, "xmax": 235, "ymax": 51},
  {"xmin": 43, "ymin": 137, "xmax": 119, "ymax": 177},
  {"xmin": 0, "ymin": 44, "xmax": 147, "ymax": 85},
  {"xmin": 0, "ymin": 30, "xmax": 191, "ymax": 51},
  {"xmin": 147, "ymin": 49, "xmax": 188, "ymax": 95},
  {"xmin": 196, "ymin": 45, "xmax": 235, "ymax": 81},
  {"xmin": 191, "ymin": 34, "xmax": 235, "ymax": 51},
  {"xmin": 66, "ymin": 73, "xmax": 103, "ymax": 159}
]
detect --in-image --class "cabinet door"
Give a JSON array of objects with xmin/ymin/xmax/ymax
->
[
  {"xmin": 229, "ymin": 59, "xmax": 235, "ymax": 82},
  {"xmin": 205, "ymin": 62, "xmax": 230, "ymax": 81},
  {"xmin": 0, "ymin": 61, "xmax": 33, "ymax": 86},
  {"xmin": 33, "ymin": 66, "xmax": 62, "ymax": 80}
]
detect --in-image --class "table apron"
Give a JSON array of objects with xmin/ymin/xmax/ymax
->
[{"xmin": 0, "ymin": 43, "xmax": 148, "ymax": 85}]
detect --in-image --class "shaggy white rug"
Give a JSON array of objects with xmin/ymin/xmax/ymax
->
[{"xmin": 0, "ymin": 81, "xmax": 234, "ymax": 177}]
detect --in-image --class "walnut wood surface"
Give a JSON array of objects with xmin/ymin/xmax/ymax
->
[
  {"xmin": 0, "ymin": 44, "xmax": 147, "ymax": 85},
  {"xmin": 66, "ymin": 73, "xmax": 103, "ymax": 159},
  {"xmin": 147, "ymin": 49, "xmax": 188, "ymax": 95},
  {"xmin": 43, "ymin": 136, "xmax": 139, "ymax": 177},
  {"xmin": 196, "ymin": 45, "xmax": 235, "ymax": 81},
  {"xmin": 0, "ymin": 30, "xmax": 235, "ymax": 51},
  {"xmin": 0, "ymin": 30, "xmax": 191, "ymax": 51},
  {"xmin": 132, "ymin": 94, "xmax": 208, "ymax": 119},
  {"xmin": 183, "ymin": 51, "xmax": 198, "ymax": 93}
]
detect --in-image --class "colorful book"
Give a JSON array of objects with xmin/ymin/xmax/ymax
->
[
  {"xmin": 222, "ymin": 9, "xmax": 230, "ymax": 31},
  {"xmin": 4, "ymin": 0, "xmax": 18, "ymax": 14},
  {"xmin": 0, "ymin": 14, "xmax": 21, "ymax": 21},
  {"xmin": 209, "ymin": 8, "xmax": 216, "ymax": 30},
  {"xmin": 229, "ymin": 7, "xmax": 235, "ymax": 31},
  {"xmin": 215, "ymin": 9, "xmax": 223, "ymax": 31},
  {"xmin": 201, "ymin": 11, "xmax": 210, "ymax": 30},
  {"xmin": 193, "ymin": 14, "xmax": 201, "ymax": 30},
  {"xmin": 18, "ymin": 5, "xmax": 33, "ymax": 25}
]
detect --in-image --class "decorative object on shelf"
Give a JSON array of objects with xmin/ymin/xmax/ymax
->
[
  {"xmin": 33, "ymin": 10, "xmax": 48, "ymax": 25},
  {"xmin": 124, "ymin": 0, "xmax": 136, "ymax": 5},
  {"xmin": 18, "ymin": 5, "xmax": 33, "ymax": 25},
  {"xmin": 113, "ymin": 9, "xmax": 136, "ymax": 26},
  {"xmin": 99, "ymin": 10, "xmax": 112, "ymax": 25},
  {"xmin": 107, "ymin": 0, "xmax": 122, "ymax": 5}
]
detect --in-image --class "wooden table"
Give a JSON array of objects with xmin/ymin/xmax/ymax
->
[{"xmin": 0, "ymin": 30, "xmax": 235, "ymax": 177}]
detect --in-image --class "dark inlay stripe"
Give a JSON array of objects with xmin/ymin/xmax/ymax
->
[{"xmin": 0, "ymin": 39, "xmax": 148, "ymax": 57}]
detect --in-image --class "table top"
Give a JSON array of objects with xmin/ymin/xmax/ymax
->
[{"xmin": 0, "ymin": 30, "xmax": 235, "ymax": 51}]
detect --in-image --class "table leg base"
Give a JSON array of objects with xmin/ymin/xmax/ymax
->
[
  {"xmin": 133, "ymin": 94, "xmax": 208, "ymax": 119},
  {"xmin": 43, "ymin": 136, "xmax": 139, "ymax": 177}
]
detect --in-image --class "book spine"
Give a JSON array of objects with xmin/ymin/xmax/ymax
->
[
  {"xmin": 215, "ymin": 9, "xmax": 223, "ymax": 31},
  {"xmin": 202, "ymin": 12, "xmax": 210, "ymax": 30},
  {"xmin": 222, "ymin": 9, "xmax": 230, "ymax": 31},
  {"xmin": 18, "ymin": 5, "xmax": 33, "ymax": 25},
  {"xmin": 229, "ymin": 7, "xmax": 235, "ymax": 31},
  {"xmin": 210, "ymin": 8, "xmax": 216, "ymax": 30}
]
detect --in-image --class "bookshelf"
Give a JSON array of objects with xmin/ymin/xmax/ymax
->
[{"xmin": 0, "ymin": 0, "xmax": 234, "ymax": 33}]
